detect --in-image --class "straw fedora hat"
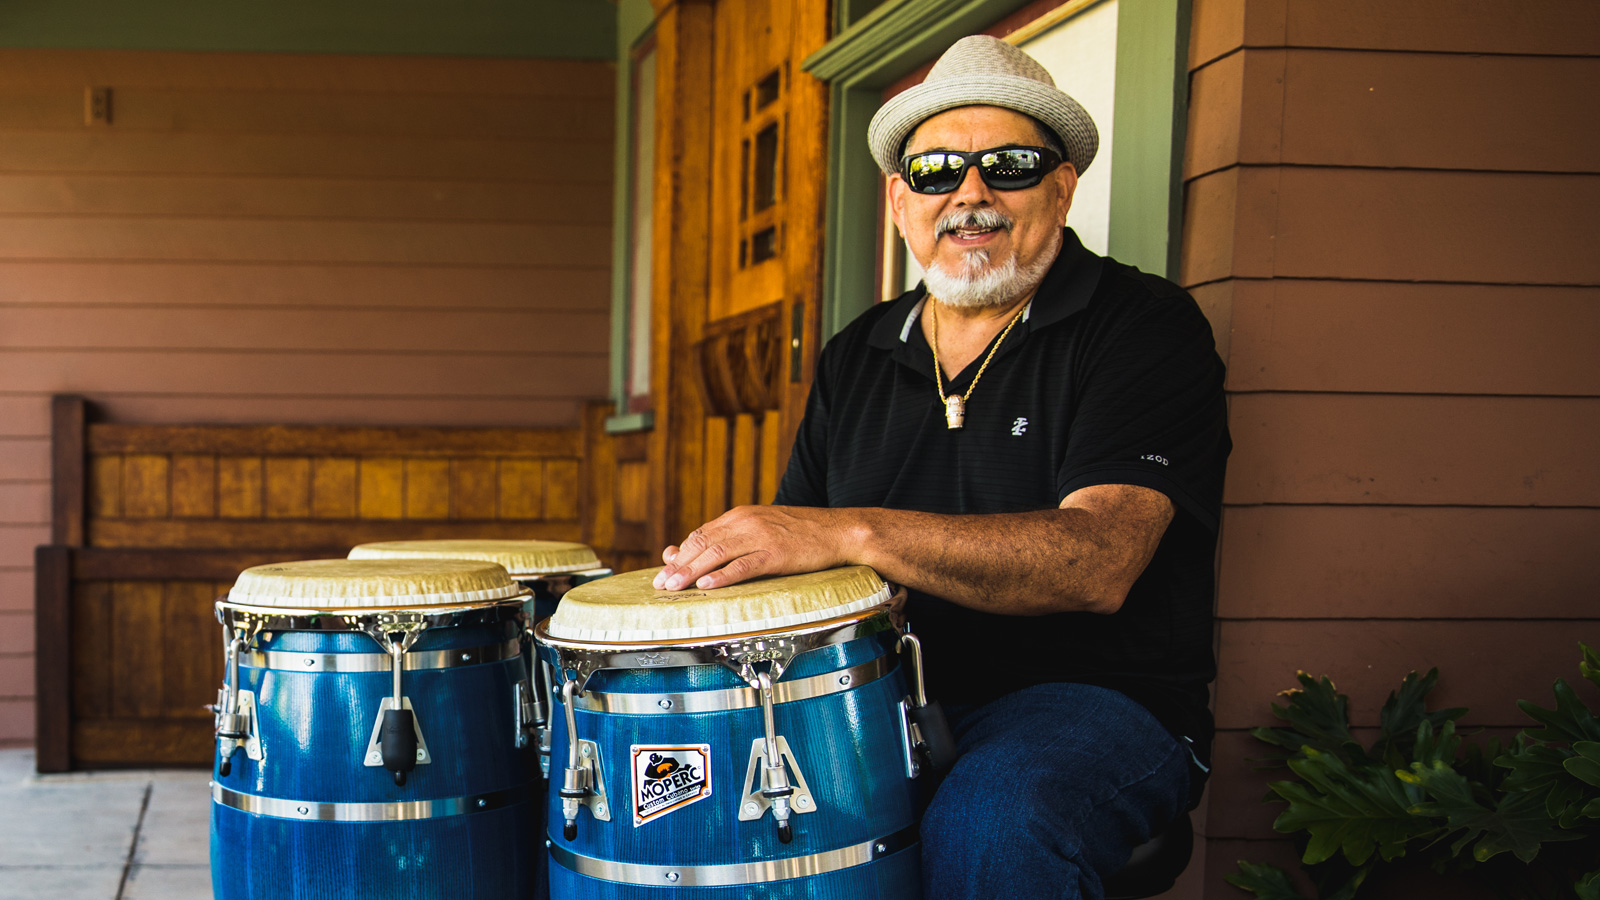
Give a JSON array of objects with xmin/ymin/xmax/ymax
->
[{"xmin": 867, "ymin": 35, "xmax": 1099, "ymax": 178}]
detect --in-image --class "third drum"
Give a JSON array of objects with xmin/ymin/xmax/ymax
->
[{"xmin": 535, "ymin": 565, "xmax": 952, "ymax": 899}]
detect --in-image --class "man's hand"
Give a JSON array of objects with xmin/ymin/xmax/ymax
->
[{"xmin": 652, "ymin": 505, "xmax": 858, "ymax": 592}]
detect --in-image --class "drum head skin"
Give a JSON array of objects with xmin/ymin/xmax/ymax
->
[
  {"xmin": 228, "ymin": 558, "xmax": 524, "ymax": 609},
  {"xmin": 547, "ymin": 566, "xmax": 892, "ymax": 642},
  {"xmin": 348, "ymin": 539, "xmax": 602, "ymax": 576}
]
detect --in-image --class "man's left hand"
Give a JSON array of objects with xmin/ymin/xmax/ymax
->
[{"xmin": 652, "ymin": 505, "xmax": 855, "ymax": 592}]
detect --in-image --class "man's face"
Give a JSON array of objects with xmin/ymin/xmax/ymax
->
[{"xmin": 888, "ymin": 106, "xmax": 1078, "ymax": 305}]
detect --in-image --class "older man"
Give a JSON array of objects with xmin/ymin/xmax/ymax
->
[{"xmin": 654, "ymin": 36, "xmax": 1229, "ymax": 899}]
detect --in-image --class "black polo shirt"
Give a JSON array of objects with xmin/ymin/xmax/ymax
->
[{"xmin": 774, "ymin": 228, "xmax": 1230, "ymax": 761}]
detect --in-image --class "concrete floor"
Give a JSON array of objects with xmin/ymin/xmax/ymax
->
[{"xmin": 0, "ymin": 749, "xmax": 212, "ymax": 900}]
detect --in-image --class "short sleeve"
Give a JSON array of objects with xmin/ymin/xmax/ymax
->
[
  {"xmin": 1056, "ymin": 287, "xmax": 1230, "ymax": 531},
  {"xmin": 773, "ymin": 345, "xmax": 833, "ymax": 507}
]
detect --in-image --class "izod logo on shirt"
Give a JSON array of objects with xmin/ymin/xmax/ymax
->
[{"xmin": 630, "ymin": 744, "xmax": 712, "ymax": 826}]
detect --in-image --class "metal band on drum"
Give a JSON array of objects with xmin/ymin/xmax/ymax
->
[
  {"xmin": 211, "ymin": 781, "xmax": 531, "ymax": 822},
  {"xmin": 243, "ymin": 637, "xmax": 522, "ymax": 673},
  {"xmin": 216, "ymin": 596, "xmax": 532, "ymax": 637},
  {"xmin": 548, "ymin": 824, "xmax": 919, "ymax": 887},
  {"xmin": 569, "ymin": 654, "xmax": 895, "ymax": 715}
]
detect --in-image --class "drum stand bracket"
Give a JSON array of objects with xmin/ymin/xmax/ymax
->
[
  {"xmin": 737, "ymin": 736, "xmax": 816, "ymax": 823},
  {"xmin": 363, "ymin": 697, "xmax": 432, "ymax": 768}
]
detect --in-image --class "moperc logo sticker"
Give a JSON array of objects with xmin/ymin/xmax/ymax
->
[{"xmin": 630, "ymin": 744, "xmax": 712, "ymax": 826}]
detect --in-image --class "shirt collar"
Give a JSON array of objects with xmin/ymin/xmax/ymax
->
[{"xmin": 867, "ymin": 227, "xmax": 1101, "ymax": 350}]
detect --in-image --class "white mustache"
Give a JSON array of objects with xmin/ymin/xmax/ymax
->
[{"xmin": 935, "ymin": 208, "xmax": 1013, "ymax": 239}]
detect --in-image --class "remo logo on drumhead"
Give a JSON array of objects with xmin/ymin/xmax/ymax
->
[{"xmin": 630, "ymin": 744, "xmax": 713, "ymax": 826}]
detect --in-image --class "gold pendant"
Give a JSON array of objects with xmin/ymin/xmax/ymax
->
[{"xmin": 944, "ymin": 394, "xmax": 965, "ymax": 430}]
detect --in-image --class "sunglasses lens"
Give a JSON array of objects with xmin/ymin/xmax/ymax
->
[
  {"xmin": 978, "ymin": 148, "xmax": 1047, "ymax": 190},
  {"xmin": 904, "ymin": 152, "xmax": 967, "ymax": 194}
]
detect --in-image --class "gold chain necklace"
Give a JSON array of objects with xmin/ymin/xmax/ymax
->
[{"xmin": 930, "ymin": 300, "xmax": 1027, "ymax": 430}]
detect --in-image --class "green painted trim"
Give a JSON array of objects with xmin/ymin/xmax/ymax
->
[
  {"xmin": 807, "ymin": 0, "xmax": 1028, "ymax": 87},
  {"xmin": 1106, "ymin": 0, "xmax": 1191, "ymax": 279},
  {"xmin": 0, "ymin": 0, "xmax": 617, "ymax": 59},
  {"xmin": 604, "ymin": 412, "xmax": 656, "ymax": 435},
  {"xmin": 609, "ymin": 0, "xmax": 657, "ymax": 415}
]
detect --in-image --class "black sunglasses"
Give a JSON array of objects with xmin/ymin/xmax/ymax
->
[{"xmin": 899, "ymin": 145, "xmax": 1064, "ymax": 195}]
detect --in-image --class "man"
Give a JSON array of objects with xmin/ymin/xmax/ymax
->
[{"xmin": 653, "ymin": 35, "xmax": 1229, "ymax": 899}]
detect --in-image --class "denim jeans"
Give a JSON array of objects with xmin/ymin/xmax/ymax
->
[{"xmin": 919, "ymin": 683, "xmax": 1192, "ymax": 900}]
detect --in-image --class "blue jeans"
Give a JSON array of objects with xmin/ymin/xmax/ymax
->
[{"xmin": 919, "ymin": 683, "xmax": 1192, "ymax": 900}]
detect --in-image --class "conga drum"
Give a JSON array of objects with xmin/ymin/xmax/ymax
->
[
  {"xmin": 348, "ymin": 540, "xmax": 613, "ymax": 778},
  {"xmin": 535, "ymin": 566, "xmax": 934, "ymax": 899},
  {"xmin": 209, "ymin": 559, "xmax": 539, "ymax": 900}
]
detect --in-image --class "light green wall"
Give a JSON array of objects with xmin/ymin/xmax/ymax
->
[
  {"xmin": 607, "ymin": 0, "xmax": 658, "ymax": 430},
  {"xmin": 0, "ymin": 0, "xmax": 617, "ymax": 59}
]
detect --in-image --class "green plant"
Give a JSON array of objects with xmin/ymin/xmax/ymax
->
[{"xmin": 1226, "ymin": 644, "xmax": 1600, "ymax": 900}]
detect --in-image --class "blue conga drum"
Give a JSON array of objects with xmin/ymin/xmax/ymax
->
[
  {"xmin": 535, "ymin": 566, "xmax": 929, "ymax": 899},
  {"xmin": 209, "ymin": 558, "xmax": 538, "ymax": 900},
  {"xmin": 348, "ymin": 540, "xmax": 613, "ymax": 776}
]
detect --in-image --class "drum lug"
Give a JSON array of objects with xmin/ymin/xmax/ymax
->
[
  {"xmin": 737, "ymin": 736, "xmax": 816, "ymax": 824},
  {"xmin": 214, "ymin": 631, "xmax": 262, "ymax": 775},
  {"xmin": 363, "ymin": 696, "xmax": 433, "ymax": 769},
  {"xmin": 898, "ymin": 697, "xmax": 924, "ymax": 779},
  {"xmin": 558, "ymin": 680, "xmax": 612, "ymax": 839},
  {"xmin": 514, "ymin": 678, "xmax": 536, "ymax": 749},
  {"xmin": 897, "ymin": 632, "xmax": 956, "ymax": 775}
]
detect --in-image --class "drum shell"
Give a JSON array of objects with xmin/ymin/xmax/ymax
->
[
  {"xmin": 541, "ymin": 631, "xmax": 923, "ymax": 899},
  {"xmin": 210, "ymin": 621, "xmax": 540, "ymax": 900}
]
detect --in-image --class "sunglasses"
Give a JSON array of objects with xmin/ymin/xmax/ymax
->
[{"xmin": 899, "ymin": 145, "xmax": 1064, "ymax": 195}]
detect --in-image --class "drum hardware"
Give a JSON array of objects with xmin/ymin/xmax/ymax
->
[
  {"xmin": 557, "ymin": 679, "xmax": 612, "ymax": 839},
  {"xmin": 895, "ymin": 632, "xmax": 957, "ymax": 778},
  {"xmin": 736, "ymin": 672, "xmax": 816, "ymax": 843},
  {"xmin": 570, "ymin": 653, "xmax": 895, "ymax": 715},
  {"xmin": 214, "ymin": 625, "xmax": 263, "ymax": 776},
  {"xmin": 538, "ymin": 661, "xmax": 557, "ymax": 778},
  {"xmin": 212, "ymin": 780, "xmax": 533, "ymax": 823},
  {"xmin": 244, "ymin": 637, "xmax": 521, "ymax": 673},
  {"xmin": 514, "ymin": 678, "xmax": 537, "ymax": 749},
  {"xmin": 362, "ymin": 620, "xmax": 430, "ymax": 786}
]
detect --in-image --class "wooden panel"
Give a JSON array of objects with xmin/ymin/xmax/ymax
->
[
  {"xmin": 702, "ymin": 418, "xmax": 730, "ymax": 522},
  {"xmin": 0, "ymin": 437, "xmax": 49, "ymax": 481},
  {"xmin": 109, "ymin": 581, "xmax": 163, "ymax": 718},
  {"xmin": 1282, "ymin": 0, "xmax": 1600, "ymax": 56},
  {"xmin": 499, "ymin": 460, "xmax": 544, "ymax": 519},
  {"xmin": 0, "ymin": 173, "xmax": 610, "ymax": 224},
  {"xmin": 83, "ymin": 397, "xmax": 584, "ymax": 432},
  {"xmin": 0, "ymin": 89, "xmax": 611, "ymax": 142},
  {"xmin": 0, "ymin": 261, "xmax": 609, "ymax": 311},
  {"xmin": 730, "ymin": 415, "xmax": 758, "ymax": 509},
  {"xmin": 0, "ymin": 398, "xmax": 49, "ymax": 437},
  {"xmin": 617, "ymin": 461, "xmax": 650, "ymax": 525},
  {"xmin": 311, "ymin": 458, "xmax": 358, "ymax": 518},
  {"xmin": 0, "ymin": 483, "xmax": 48, "ymax": 524},
  {"xmin": 0, "ymin": 51, "xmax": 615, "ymax": 96},
  {"xmin": 1202, "ymin": 838, "xmax": 1307, "ymax": 900},
  {"xmin": 49, "ymin": 396, "xmax": 85, "ymax": 546},
  {"xmin": 1218, "ymin": 506, "xmax": 1600, "ymax": 620},
  {"xmin": 0, "ymin": 526, "xmax": 48, "ymax": 568},
  {"xmin": 216, "ymin": 457, "xmax": 263, "ymax": 519},
  {"xmin": 90, "ymin": 424, "xmax": 582, "ymax": 457},
  {"xmin": 0, "ymin": 218, "xmax": 610, "ymax": 267},
  {"xmin": 88, "ymin": 519, "xmax": 583, "ymax": 549},
  {"xmin": 1280, "ymin": 51, "xmax": 1600, "ymax": 173},
  {"xmin": 544, "ymin": 460, "xmax": 581, "ymax": 522},
  {"xmin": 1226, "ymin": 280, "xmax": 1600, "ymax": 395},
  {"xmin": 0, "ymin": 570, "xmax": 31, "ymax": 613},
  {"xmin": 450, "ymin": 459, "xmax": 498, "ymax": 520},
  {"xmin": 1184, "ymin": 48, "xmax": 1284, "ymax": 179},
  {"xmin": 70, "ymin": 719, "xmax": 211, "ymax": 767},
  {"xmin": 0, "ymin": 131, "xmax": 612, "ymax": 184},
  {"xmin": 1178, "ymin": 167, "xmax": 1279, "ymax": 287},
  {"xmin": 358, "ymin": 458, "xmax": 404, "ymax": 520},
  {"xmin": 403, "ymin": 459, "xmax": 450, "ymax": 519},
  {"xmin": 0, "ymin": 613, "xmax": 31, "ymax": 653},
  {"xmin": 0, "ymin": 307, "xmax": 608, "ymax": 353},
  {"xmin": 1224, "ymin": 394, "xmax": 1600, "ymax": 506},
  {"xmin": 263, "ymin": 457, "xmax": 311, "ymax": 519},
  {"xmin": 160, "ymin": 582, "xmax": 222, "ymax": 718},
  {"xmin": 32, "ymin": 545, "xmax": 71, "ymax": 772},
  {"xmin": 1271, "ymin": 168, "xmax": 1600, "ymax": 285},
  {"xmin": 119, "ymin": 455, "xmax": 169, "ymax": 519},
  {"xmin": 71, "ymin": 550, "xmax": 331, "ymax": 581},
  {"xmin": 759, "ymin": 413, "xmax": 782, "ymax": 505},
  {"xmin": 169, "ymin": 455, "xmax": 216, "ymax": 518},
  {"xmin": 1214, "ymin": 619, "xmax": 1600, "ymax": 729},
  {"xmin": 87, "ymin": 455, "xmax": 122, "ymax": 519},
  {"xmin": 1187, "ymin": 280, "xmax": 1232, "ymax": 364}
]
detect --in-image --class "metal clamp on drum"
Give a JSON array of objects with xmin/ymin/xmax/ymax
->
[
  {"xmin": 359, "ymin": 619, "xmax": 432, "ymax": 786},
  {"xmin": 212, "ymin": 630, "xmax": 262, "ymax": 776},
  {"xmin": 557, "ymin": 679, "xmax": 611, "ymax": 839},
  {"xmin": 737, "ymin": 670, "xmax": 817, "ymax": 843},
  {"xmin": 897, "ymin": 631, "xmax": 956, "ymax": 778}
]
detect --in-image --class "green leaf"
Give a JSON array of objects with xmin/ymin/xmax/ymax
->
[
  {"xmin": 1578, "ymin": 866, "xmax": 1600, "ymax": 900},
  {"xmin": 1518, "ymin": 678, "xmax": 1600, "ymax": 745},
  {"xmin": 1224, "ymin": 862, "xmax": 1313, "ymax": 900},
  {"xmin": 1566, "ymin": 741, "xmax": 1600, "ymax": 787},
  {"xmin": 1270, "ymin": 747, "xmax": 1439, "ymax": 866},
  {"xmin": 1497, "ymin": 740, "xmax": 1593, "ymax": 820},
  {"xmin": 1374, "ymin": 669, "xmax": 1468, "ymax": 768},
  {"xmin": 1579, "ymin": 642, "xmax": 1600, "ymax": 693},
  {"xmin": 1251, "ymin": 673, "xmax": 1364, "ymax": 765},
  {"xmin": 1406, "ymin": 759, "xmax": 1582, "ymax": 864}
]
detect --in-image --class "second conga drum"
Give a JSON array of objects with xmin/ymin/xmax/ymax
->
[
  {"xmin": 209, "ymin": 559, "xmax": 539, "ymax": 900},
  {"xmin": 536, "ymin": 566, "xmax": 930, "ymax": 899}
]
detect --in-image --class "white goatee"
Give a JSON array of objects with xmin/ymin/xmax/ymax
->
[{"xmin": 922, "ymin": 213, "xmax": 1061, "ymax": 310}]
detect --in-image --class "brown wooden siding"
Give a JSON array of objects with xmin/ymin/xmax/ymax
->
[
  {"xmin": 0, "ymin": 49, "xmax": 615, "ymax": 746},
  {"xmin": 1183, "ymin": 1, "xmax": 1600, "ymax": 895}
]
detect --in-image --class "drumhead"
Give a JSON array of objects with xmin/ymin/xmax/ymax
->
[
  {"xmin": 228, "ymin": 558, "xmax": 524, "ymax": 609},
  {"xmin": 546, "ymin": 566, "xmax": 892, "ymax": 642},
  {"xmin": 347, "ymin": 539, "xmax": 602, "ymax": 576}
]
